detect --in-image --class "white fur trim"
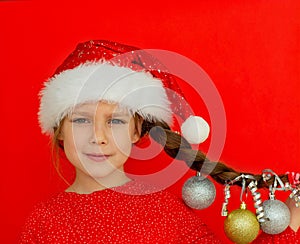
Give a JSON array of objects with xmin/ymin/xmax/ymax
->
[
  {"xmin": 181, "ymin": 116, "xmax": 210, "ymax": 144},
  {"xmin": 38, "ymin": 63, "xmax": 172, "ymax": 134}
]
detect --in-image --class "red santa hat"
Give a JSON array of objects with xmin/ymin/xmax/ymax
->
[{"xmin": 38, "ymin": 40, "xmax": 210, "ymax": 144}]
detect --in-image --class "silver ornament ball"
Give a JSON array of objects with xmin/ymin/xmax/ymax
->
[
  {"xmin": 182, "ymin": 175, "xmax": 216, "ymax": 209},
  {"xmin": 260, "ymin": 199, "xmax": 291, "ymax": 234}
]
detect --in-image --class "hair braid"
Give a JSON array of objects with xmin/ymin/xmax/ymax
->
[{"xmin": 144, "ymin": 120, "xmax": 289, "ymax": 188}]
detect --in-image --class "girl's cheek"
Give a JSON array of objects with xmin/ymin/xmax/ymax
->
[
  {"xmin": 72, "ymin": 126, "xmax": 93, "ymax": 142},
  {"xmin": 111, "ymin": 132, "xmax": 134, "ymax": 156},
  {"xmin": 111, "ymin": 125, "xmax": 132, "ymax": 138}
]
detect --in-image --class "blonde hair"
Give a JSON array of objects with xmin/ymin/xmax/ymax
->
[{"xmin": 51, "ymin": 119, "xmax": 71, "ymax": 186}]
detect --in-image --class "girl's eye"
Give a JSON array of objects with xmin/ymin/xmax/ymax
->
[
  {"xmin": 108, "ymin": 119, "xmax": 125, "ymax": 125},
  {"xmin": 72, "ymin": 118, "xmax": 91, "ymax": 124}
]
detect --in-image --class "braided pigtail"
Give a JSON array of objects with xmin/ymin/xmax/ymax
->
[{"xmin": 143, "ymin": 120, "xmax": 288, "ymax": 188}]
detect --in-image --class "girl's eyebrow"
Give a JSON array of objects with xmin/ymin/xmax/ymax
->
[
  {"xmin": 71, "ymin": 111, "xmax": 94, "ymax": 117},
  {"xmin": 110, "ymin": 112, "xmax": 130, "ymax": 117},
  {"xmin": 72, "ymin": 111, "xmax": 129, "ymax": 117}
]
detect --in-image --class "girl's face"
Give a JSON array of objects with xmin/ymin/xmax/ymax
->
[{"xmin": 58, "ymin": 101, "xmax": 141, "ymax": 191}]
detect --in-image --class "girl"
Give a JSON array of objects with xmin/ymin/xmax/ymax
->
[{"xmin": 20, "ymin": 40, "xmax": 299, "ymax": 243}]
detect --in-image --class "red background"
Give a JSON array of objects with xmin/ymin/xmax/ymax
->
[{"xmin": 0, "ymin": 1, "xmax": 299, "ymax": 243}]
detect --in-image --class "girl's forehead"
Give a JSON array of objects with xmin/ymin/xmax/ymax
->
[{"xmin": 72, "ymin": 101, "xmax": 130, "ymax": 115}]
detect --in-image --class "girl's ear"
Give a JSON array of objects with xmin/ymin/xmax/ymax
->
[
  {"xmin": 55, "ymin": 127, "xmax": 64, "ymax": 141},
  {"xmin": 57, "ymin": 132, "xmax": 64, "ymax": 140},
  {"xmin": 54, "ymin": 119, "xmax": 65, "ymax": 141},
  {"xmin": 131, "ymin": 117, "xmax": 144, "ymax": 144}
]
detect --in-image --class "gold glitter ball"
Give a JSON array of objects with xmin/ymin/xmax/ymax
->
[{"xmin": 224, "ymin": 203, "xmax": 260, "ymax": 244}]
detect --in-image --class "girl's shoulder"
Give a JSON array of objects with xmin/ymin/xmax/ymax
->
[
  {"xmin": 108, "ymin": 179, "xmax": 186, "ymax": 206},
  {"xmin": 23, "ymin": 191, "xmax": 70, "ymax": 220}
]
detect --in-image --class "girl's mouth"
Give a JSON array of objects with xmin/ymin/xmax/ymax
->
[{"xmin": 85, "ymin": 153, "xmax": 109, "ymax": 162}]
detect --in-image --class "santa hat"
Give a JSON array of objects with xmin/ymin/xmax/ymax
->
[{"xmin": 38, "ymin": 40, "xmax": 210, "ymax": 144}]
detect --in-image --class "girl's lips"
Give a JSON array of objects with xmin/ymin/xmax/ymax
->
[{"xmin": 85, "ymin": 153, "xmax": 109, "ymax": 162}]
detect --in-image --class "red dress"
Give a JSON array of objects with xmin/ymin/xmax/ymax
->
[
  {"xmin": 252, "ymin": 226, "xmax": 300, "ymax": 243},
  {"xmin": 19, "ymin": 180, "xmax": 299, "ymax": 243}
]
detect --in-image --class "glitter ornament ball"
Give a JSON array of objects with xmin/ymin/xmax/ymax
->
[
  {"xmin": 224, "ymin": 203, "xmax": 260, "ymax": 244},
  {"xmin": 182, "ymin": 175, "xmax": 216, "ymax": 209},
  {"xmin": 260, "ymin": 199, "xmax": 291, "ymax": 234}
]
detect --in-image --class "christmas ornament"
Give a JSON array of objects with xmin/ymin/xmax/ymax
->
[
  {"xmin": 286, "ymin": 171, "xmax": 300, "ymax": 187},
  {"xmin": 289, "ymin": 187, "xmax": 300, "ymax": 207},
  {"xmin": 260, "ymin": 169, "xmax": 291, "ymax": 234},
  {"xmin": 221, "ymin": 184, "xmax": 231, "ymax": 216},
  {"xmin": 224, "ymin": 202, "xmax": 260, "ymax": 244},
  {"xmin": 286, "ymin": 171, "xmax": 300, "ymax": 207},
  {"xmin": 248, "ymin": 181, "xmax": 266, "ymax": 223},
  {"xmin": 182, "ymin": 172, "xmax": 216, "ymax": 209},
  {"xmin": 223, "ymin": 174, "xmax": 260, "ymax": 243},
  {"xmin": 260, "ymin": 199, "xmax": 290, "ymax": 234}
]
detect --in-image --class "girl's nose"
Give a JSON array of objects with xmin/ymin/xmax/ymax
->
[{"xmin": 90, "ymin": 126, "xmax": 108, "ymax": 145}]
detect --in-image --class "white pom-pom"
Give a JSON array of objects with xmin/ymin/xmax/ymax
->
[{"xmin": 181, "ymin": 116, "xmax": 210, "ymax": 144}]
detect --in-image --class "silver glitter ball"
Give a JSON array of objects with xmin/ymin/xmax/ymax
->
[
  {"xmin": 182, "ymin": 175, "xmax": 216, "ymax": 209},
  {"xmin": 260, "ymin": 199, "xmax": 291, "ymax": 234}
]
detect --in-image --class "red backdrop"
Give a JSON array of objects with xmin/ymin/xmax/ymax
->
[{"xmin": 0, "ymin": 1, "xmax": 299, "ymax": 243}]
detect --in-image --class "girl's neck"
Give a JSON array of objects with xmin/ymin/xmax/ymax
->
[{"xmin": 65, "ymin": 169, "xmax": 132, "ymax": 194}]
